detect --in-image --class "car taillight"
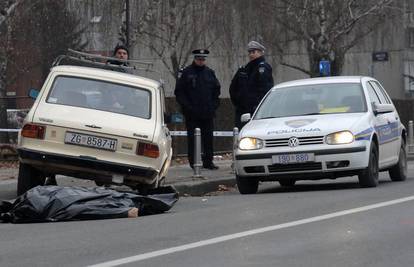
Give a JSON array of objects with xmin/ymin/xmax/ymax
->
[
  {"xmin": 21, "ymin": 124, "xmax": 46, "ymax": 139},
  {"xmin": 136, "ymin": 142, "xmax": 159, "ymax": 158}
]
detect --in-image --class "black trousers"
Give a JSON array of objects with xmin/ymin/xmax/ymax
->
[{"xmin": 185, "ymin": 117, "xmax": 214, "ymax": 166}]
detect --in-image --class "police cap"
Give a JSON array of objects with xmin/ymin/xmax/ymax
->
[{"xmin": 192, "ymin": 49, "xmax": 210, "ymax": 59}]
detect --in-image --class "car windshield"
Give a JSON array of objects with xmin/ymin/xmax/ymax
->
[
  {"xmin": 46, "ymin": 76, "xmax": 151, "ymax": 119},
  {"xmin": 255, "ymin": 82, "xmax": 367, "ymax": 119}
]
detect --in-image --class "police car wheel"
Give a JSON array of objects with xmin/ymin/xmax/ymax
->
[
  {"xmin": 236, "ymin": 175, "xmax": 258, "ymax": 194},
  {"xmin": 389, "ymin": 139, "xmax": 407, "ymax": 182},
  {"xmin": 278, "ymin": 179, "xmax": 296, "ymax": 187},
  {"xmin": 358, "ymin": 143, "xmax": 379, "ymax": 188}
]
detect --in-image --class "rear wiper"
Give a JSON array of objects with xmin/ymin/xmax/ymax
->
[{"xmin": 297, "ymin": 112, "xmax": 322, "ymax": 116}]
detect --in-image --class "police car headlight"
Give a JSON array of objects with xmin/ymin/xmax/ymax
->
[
  {"xmin": 326, "ymin": 131, "xmax": 354, "ymax": 145},
  {"xmin": 239, "ymin": 137, "xmax": 263, "ymax": 150}
]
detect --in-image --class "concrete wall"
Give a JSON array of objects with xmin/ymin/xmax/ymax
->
[
  {"xmin": 61, "ymin": 0, "xmax": 414, "ymax": 155},
  {"xmin": 66, "ymin": 0, "xmax": 411, "ymax": 99}
]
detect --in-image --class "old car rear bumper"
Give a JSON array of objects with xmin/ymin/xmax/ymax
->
[{"xmin": 17, "ymin": 148, "xmax": 158, "ymax": 179}]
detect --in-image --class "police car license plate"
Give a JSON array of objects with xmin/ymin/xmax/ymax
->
[
  {"xmin": 272, "ymin": 153, "xmax": 314, "ymax": 164},
  {"xmin": 65, "ymin": 132, "xmax": 117, "ymax": 151}
]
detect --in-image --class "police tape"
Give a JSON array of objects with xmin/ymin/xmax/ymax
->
[
  {"xmin": 170, "ymin": 131, "xmax": 234, "ymax": 137},
  {"xmin": 0, "ymin": 129, "xmax": 235, "ymax": 136},
  {"xmin": 0, "ymin": 129, "xmax": 20, "ymax": 132}
]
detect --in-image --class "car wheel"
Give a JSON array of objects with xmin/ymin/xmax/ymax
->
[
  {"xmin": 236, "ymin": 175, "xmax": 258, "ymax": 194},
  {"xmin": 44, "ymin": 174, "xmax": 57, "ymax": 186},
  {"xmin": 94, "ymin": 181, "xmax": 106, "ymax": 187},
  {"xmin": 358, "ymin": 143, "xmax": 379, "ymax": 188},
  {"xmin": 158, "ymin": 176, "xmax": 166, "ymax": 187},
  {"xmin": 136, "ymin": 179, "xmax": 158, "ymax": 195},
  {"xmin": 389, "ymin": 139, "xmax": 407, "ymax": 182},
  {"xmin": 17, "ymin": 163, "xmax": 46, "ymax": 196},
  {"xmin": 279, "ymin": 179, "xmax": 296, "ymax": 187}
]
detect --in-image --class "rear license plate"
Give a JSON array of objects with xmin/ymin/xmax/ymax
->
[
  {"xmin": 272, "ymin": 153, "xmax": 314, "ymax": 164},
  {"xmin": 64, "ymin": 132, "xmax": 117, "ymax": 151}
]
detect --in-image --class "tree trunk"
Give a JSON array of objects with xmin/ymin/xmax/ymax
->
[{"xmin": 0, "ymin": 72, "xmax": 10, "ymax": 143}]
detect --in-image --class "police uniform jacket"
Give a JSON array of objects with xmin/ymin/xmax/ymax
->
[
  {"xmin": 174, "ymin": 63, "xmax": 221, "ymax": 120},
  {"xmin": 229, "ymin": 56, "xmax": 274, "ymax": 114}
]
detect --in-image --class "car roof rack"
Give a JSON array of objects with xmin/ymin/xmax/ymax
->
[{"xmin": 52, "ymin": 49, "xmax": 164, "ymax": 83}]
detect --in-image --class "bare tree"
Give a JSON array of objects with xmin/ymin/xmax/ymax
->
[
  {"xmin": 0, "ymin": 0, "xmax": 86, "ymax": 143},
  {"xmin": 0, "ymin": 0, "xmax": 23, "ymax": 142},
  {"xmin": 132, "ymin": 0, "xmax": 224, "ymax": 80},
  {"xmin": 266, "ymin": 0, "xmax": 399, "ymax": 77}
]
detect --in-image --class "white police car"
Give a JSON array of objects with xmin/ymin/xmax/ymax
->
[{"xmin": 234, "ymin": 76, "xmax": 407, "ymax": 194}]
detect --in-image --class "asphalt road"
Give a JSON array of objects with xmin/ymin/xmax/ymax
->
[{"xmin": 1, "ymin": 167, "xmax": 414, "ymax": 267}]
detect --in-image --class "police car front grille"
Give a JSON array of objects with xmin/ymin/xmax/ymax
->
[
  {"xmin": 268, "ymin": 162, "xmax": 322, "ymax": 173},
  {"xmin": 265, "ymin": 136, "xmax": 324, "ymax": 147}
]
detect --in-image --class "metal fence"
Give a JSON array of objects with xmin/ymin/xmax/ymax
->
[{"xmin": 171, "ymin": 128, "xmax": 239, "ymax": 177}]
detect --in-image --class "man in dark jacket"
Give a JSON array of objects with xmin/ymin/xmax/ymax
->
[
  {"xmin": 229, "ymin": 41, "xmax": 274, "ymax": 129},
  {"xmin": 174, "ymin": 49, "xmax": 221, "ymax": 170}
]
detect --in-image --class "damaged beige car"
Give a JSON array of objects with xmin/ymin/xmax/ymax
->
[{"xmin": 17, "ymin": 51, "xmax": 172, "ymax": 195}]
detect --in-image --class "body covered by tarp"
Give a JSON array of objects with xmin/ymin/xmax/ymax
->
[{"xmin": 0, "ymin": 186, "xmax": 178, "ymax": 223}]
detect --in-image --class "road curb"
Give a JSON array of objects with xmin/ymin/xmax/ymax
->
[{"xmin": 170, "ymin": 176, "xmax": 236, "ymax": 196}]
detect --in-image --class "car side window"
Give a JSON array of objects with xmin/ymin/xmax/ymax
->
[
  {"xmin": 366, "ymin": 82, "xmax": 381, "ymax": 105},
  {"xmin": 371, "ymin": 81, "xmax": 392, "ymax": 104},
  {"xmin": 369, "ymin": 81, "xmax": 389, "ymax": 104}
]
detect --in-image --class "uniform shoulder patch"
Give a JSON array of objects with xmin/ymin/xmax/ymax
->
[
  {"xmin": 177, "ymin": 67, "xmax": 186, "ymax": 78},
  {"xmin": 258, "ymin": 66, "xmax": 265, "ymax": 74},
  {"xmin": 258, "ymin": 62, "xmax": 270, "ymax": 74},
  {"xmin": 177, "ymin": 70, "xmax": 183, "ymax": 79}
]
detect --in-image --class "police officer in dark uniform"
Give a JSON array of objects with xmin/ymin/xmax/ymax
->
[
  {"xmin": 229, "ymin": 41, "xmax": 274, "ymax": 129},
  {"xmin": 174, "ymin": 49, "xmax": 221, "ymax": 170}
]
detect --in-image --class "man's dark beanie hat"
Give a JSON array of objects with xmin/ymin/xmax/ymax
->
[{"xmin": 113, "ymin": 44, "xmax": 129, "ymax": 56}]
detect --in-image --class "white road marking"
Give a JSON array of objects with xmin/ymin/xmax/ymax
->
[{"xmin": 88, "ymin": 195, "xmax": 414, "ymax": 267}]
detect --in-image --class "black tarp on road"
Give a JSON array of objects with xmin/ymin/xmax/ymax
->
[{"xmin": 0, "ymin": 185, "xmax": 179, "ymax": 223}]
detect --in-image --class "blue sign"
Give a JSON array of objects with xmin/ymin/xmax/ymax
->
[
  {"xmin": 28, "ymin": 88, "xmax": 39, "ymax": 99},
  {"xmin": 319, "ymin": 60, "xmax": 331, "ymax": 76},
  {"xmin": 171, "ymin": 112, "xmax": 184, "ymax": 123}
]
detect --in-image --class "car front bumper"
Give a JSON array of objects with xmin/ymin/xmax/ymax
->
[
  {"xmin": 234, "ymin": 145, "xmax": 368, "ymax": 180},
  {"xmin": 18, "ymin": 148, "xmax": 158, "ymax": 184}
]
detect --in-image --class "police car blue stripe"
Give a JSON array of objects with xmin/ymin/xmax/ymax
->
[
  {"xmin": 355, "ymin": 127, "xmax": 374, "ymax": 141},
  {"xmin": 375, "ymin": 121, "xmax": 399, "ymax": 144}
]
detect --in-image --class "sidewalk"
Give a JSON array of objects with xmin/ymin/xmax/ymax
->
[
  {"xmin": 0, "ymin": 160, "xmax": 236, "ymax": 196},
  {"xmin": 165, "ymin": 160, "xmax": 236, "ymax": 195}
]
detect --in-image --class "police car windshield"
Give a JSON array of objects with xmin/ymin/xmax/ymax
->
[{"xmin": 254, "ymin": 83, "xmax": 367, "ymax": 119}]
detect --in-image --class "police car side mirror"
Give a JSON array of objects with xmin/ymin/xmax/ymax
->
[
  {"xmin": 373, "ymin": 103, "xmax": 394, "ymax": 115},
  {"xmin": 240, "ymin": 113, "xmax": 251, "ymax": 123}
]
